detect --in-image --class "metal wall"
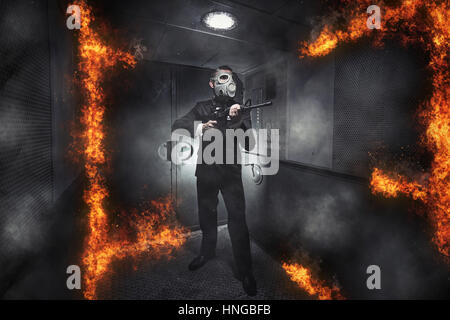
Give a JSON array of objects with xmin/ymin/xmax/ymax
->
[
  {"xmin": 244, "ymin": 44, "xmax": 447, "ymax": 298},
  {"xmin": 333, "ymin": 44, "xmax": 426, "ymax": 177},
  {"xmin": 286, "ymin": 54, "xmax": 335, "ymax": 168},
  {"xmin": 246, "ymin": 162, "xmax": 449, "ymax": 299},
  {"xmin": 0, "ymin": 0, "xmax": 53, "ymax": 290},
  {"xmin": 48, "ymin": 0, "xmax": 78, "ymax": 200}
]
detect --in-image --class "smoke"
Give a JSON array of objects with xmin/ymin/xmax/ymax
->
[
  {"xmin": 302, "ymin": 192, "xmax": 353, "ymax": 249},
  {"xmin": 0, "ymin": 0, "xmax": 58, "ymax": 296},
  {"xmin": 2, "ymin": 194, "xmax": 50, "ymax": 252},
  {"xmin": 0, "ymin": 185, "xmax": 54, "ymax": 296},
  {"xmin": 289, "ymin": 96, "xmax": 332, "ymax": 165},
  {"xmin": 245, "ymin": 45, "xmax": 447, "ymax": 297},
  {"xmin": 0, "ymin": 1, "xmax": 38, "ymax": 46}
]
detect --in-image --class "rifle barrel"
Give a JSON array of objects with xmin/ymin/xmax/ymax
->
[{"xmin": 241, "ymin": 101, "xmax": 272, "ymax": 111}]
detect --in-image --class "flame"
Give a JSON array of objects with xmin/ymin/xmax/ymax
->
[
  {"xmin": 73, "ymin": 1, "xmax": 187, "ymax": 299},
  {"xmin": 370, "ymin": 168, "xmax": 428, "ymax": 201},
  {"xmin": 300, "ymin": 1, "xmax": 449, "ymax": 258},
  {"xmin": 299, "ymin": 0, "xmax": 422, "ymax": 58},
  {"xmin": 282, "ymin": 262, "xmax": 344, "ymax": 300},
  {"xmin": 82, "ymin": 196, "xmax": 187, "ymax": 300}
]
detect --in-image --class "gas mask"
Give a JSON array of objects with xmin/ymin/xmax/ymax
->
[{"xmin": 211, "ymin": 70, "xmax": 237, "ymax": 99}]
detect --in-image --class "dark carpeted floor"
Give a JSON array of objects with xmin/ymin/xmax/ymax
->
[
  {"xmin": 2, "ymin": 177, "xmax": 311, "ymax": 300},
  {"xmin": 98, "ymin": 225, "xmax": 310, "ymax": 300}
]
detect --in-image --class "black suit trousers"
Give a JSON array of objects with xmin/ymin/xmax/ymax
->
[{"xmin": 196, "ymin": 165, "xmax": 252, "ymax": 275}]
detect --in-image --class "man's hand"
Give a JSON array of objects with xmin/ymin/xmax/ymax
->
[
  {"xmin": 229, "ymin": 104, "xmax": 241, "ymax": 117},
  {"xmin": 202, "ymin": 120, "xmax": 217, "ymax": 132}
]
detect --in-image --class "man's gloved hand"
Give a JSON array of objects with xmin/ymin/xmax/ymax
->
[
  {"xmin": 202, "ymin": 120, "xmax": 217, "ymax": 132},
  {"xmin": 227, "ymin": 103, "xmax": 244, "ymax": 129},
  {"xmin": 229, "ymin": 104, "xmax": 241, "ymax": 117}
]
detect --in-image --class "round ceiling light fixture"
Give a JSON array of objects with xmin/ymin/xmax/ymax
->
[{"xmin": 202, "ymin": 11, "xmax": 237, "ymax": 31}]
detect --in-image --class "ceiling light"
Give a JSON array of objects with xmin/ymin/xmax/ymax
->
[{"xmin": 202, "ymin": 11, "xmax": 237, "ymax": 31}]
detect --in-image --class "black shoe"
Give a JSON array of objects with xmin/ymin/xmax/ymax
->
[
  {"xmin": 188, "ymin": 255, "xmax": 212, "ymax": 271},
  {"xmin": 242, "ymin": 274, "xmax": 257, "ymax": 296}
]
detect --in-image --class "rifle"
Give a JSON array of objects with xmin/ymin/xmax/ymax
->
[{"xmin": 211, "ymin": 100, "xmax": 272, "ymax": 125}]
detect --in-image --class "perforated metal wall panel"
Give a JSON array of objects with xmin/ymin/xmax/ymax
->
[
  {"xmin": 332, "ymin": 45, "xmax": 424, "ymax": 177},
  {"xmin": 0, "ymin": 0, "xmax": 52, "ymax": 262}
]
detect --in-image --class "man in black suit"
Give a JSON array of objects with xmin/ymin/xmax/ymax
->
[{"xmin": 171, "ymin": 66, "xmax": 256, "ymax": 296}]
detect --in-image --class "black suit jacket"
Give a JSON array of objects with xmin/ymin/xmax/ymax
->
[{"xmin": 172, "ymin": 98, "xmax": 253, "ymax": 177}]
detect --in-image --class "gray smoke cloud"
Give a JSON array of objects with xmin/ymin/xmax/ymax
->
[{"xmin": 302, "ymin": 191, "xmax": 354, "ymax": 250}]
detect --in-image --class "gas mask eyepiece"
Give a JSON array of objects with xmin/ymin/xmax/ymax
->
[{"xmin": 211, "ymin": 70, "xmax": 236, "ymax": 98}]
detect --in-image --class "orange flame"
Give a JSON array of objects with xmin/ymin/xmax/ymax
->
[
  {"xmin": 73, "ymin": 1, "xmax": 187, "ymax": 299},
  {"xmin": 282, "ymin": 262, "xmax": 344, "ymax": 300},
  {"xmin": 300, "ymin": 0, "xmax": 449, "ymax": 259},
  {"xmin": 370, "ymin": 168, "xmax": 428, "ymax": 201}
]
